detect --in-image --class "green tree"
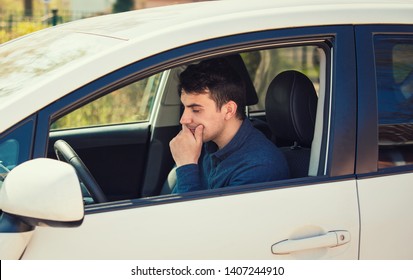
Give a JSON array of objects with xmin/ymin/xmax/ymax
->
[{"xmin": 113, "ymin": 0, "xmax": 134, "ymax": 13}]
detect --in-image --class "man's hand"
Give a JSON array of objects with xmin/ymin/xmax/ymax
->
[{"xmin": 170, "ymin": 124, "xmax": 204, "ymax": 167}]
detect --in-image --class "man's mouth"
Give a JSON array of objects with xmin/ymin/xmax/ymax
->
[{"xmin": 187, "ymin": 126, "xmax": 197, "ymax": 135}]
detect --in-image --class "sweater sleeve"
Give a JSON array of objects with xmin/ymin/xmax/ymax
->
[{"xmin": 172, "ymin": 164, "xmax": 203, "ymax": 193}]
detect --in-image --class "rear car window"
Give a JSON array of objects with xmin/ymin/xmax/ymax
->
[{"xmin": 375, "ymin": 35, "xmax": 413, "ymax": 169}]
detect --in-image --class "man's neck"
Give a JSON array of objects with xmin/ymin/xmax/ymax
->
[{"xmin": 215, "ymin": 118, "xmax": 243, "ymax": 150}]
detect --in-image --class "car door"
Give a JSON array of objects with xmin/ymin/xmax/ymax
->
[
  {"xmin": 22, "ymin": 26, "xmax": 360, "ymax": 259},
  {"xmin": 355, "ymin": 25, "xmax": 413, "ymax": 259}
]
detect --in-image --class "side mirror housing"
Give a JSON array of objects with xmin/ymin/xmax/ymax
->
[
  {"xmin": 0, "ymin": 158, "xmax": 84, "ymax": 259},
  {"xmin": 0, "ymin": 158, "xmax": 84, "ymax": 227}
]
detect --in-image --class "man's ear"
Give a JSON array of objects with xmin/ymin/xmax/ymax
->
[{"xmin": 224, "ymin": 101, "xmax": 238, "ymax": 120}]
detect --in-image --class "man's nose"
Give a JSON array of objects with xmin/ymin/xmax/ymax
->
[{"xmin": 180, "ymin": 110, "xmax": 192, "ymax": 125}]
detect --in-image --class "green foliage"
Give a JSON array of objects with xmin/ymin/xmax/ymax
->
[
  {"xmin": 51, "ymin": 74, "xmax": 161, "ymax": 130},
  {"xmin": 0, "ymin": 21, "xmax": 44, "ymax": 44},
  {"xmin": 0, "ymin": 0, "xmax": 69, "ymax": 44},
  {"xmin": 241, "ymin": 52, "xmax": 261, "ymax": 82}
]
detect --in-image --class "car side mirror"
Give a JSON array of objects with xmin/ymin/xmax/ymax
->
[{"xmin": 0, "ymin": 158, "xmax": 84, "ymax": 259}]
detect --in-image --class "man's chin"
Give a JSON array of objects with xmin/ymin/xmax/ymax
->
[{"xmin": 202, "ymin": 135, "xmax": 211, "ymax": 143}]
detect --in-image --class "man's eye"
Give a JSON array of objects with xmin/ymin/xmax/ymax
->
[{"xmin": 192, "ymin": 109, "xmax": 200, "ymax": 113}]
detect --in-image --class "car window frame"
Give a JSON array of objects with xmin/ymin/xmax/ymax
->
[{"xmin": 32, "ymin": 25, "xmax": 357, "ymax": 212}]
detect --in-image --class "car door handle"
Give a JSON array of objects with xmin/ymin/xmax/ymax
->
[{"xmin": 271, "ymin": 230, "xmax": 350, "ymax": 255}]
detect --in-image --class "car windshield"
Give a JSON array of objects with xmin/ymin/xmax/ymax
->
[{"xmin": 0, "ymin": 29, "xmax": 122, "ymax": 100}]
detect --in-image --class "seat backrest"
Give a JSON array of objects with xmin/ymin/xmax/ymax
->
[
  {"xmin": 265, "ymin": 70, "xmax": 318, "ymax": 178},
  {"xmin": 223, "ymin": 54, "xmax": 259, "ymax": 106}
]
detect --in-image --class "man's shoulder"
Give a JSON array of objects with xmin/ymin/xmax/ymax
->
[
  {"xmin": 234, "ymin": 127, "xmax": 289, "ymax": 180},
  {"xmin": 247, "ymin": 127, "xmax": 279, "ymax": 150},
  {"xmin": 239, "ymin": 132, "xmax": 283, "ymax": 165}
]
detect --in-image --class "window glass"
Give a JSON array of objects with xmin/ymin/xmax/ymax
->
[
  {"xmin": 0, "ymin": 120, "xmax": 34, "ymax": 181},
  {"xmin": 51, "ymin": 73, "xmax": 162, "ymax": 130},
  {"xmin": 243, "ymin": 46, "xmax": 321, "ymax": 112},
  {"xmin": 375, "ymin": 36, "xmax": 413, "ymax": 168}
]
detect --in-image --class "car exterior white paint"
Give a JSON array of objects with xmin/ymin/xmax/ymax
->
[
  {"xmin": 358, "ymin": 173, "xmax": 413, "ymax": 259},
  {"xmin": 22, "ymin": 181, "xmax": 359, "ymax": 259}
]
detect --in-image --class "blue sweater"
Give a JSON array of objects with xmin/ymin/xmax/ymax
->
[{"xmin": 172, "ymin": 119, "xmax": 289, "ymax": 193}]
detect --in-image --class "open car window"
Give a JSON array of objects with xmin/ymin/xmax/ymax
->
[{"xmin": 46, "ymin": 39, "xmax": 330, "ymax": 204}]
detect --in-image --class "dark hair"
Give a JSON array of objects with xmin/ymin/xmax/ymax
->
[{"xmin": 178, "ymin": 57, "xmax": 247, "ymax": 120}]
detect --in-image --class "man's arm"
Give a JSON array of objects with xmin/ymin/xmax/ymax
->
[
  {"xmin": 227, "ymin": 160, "xmax": 289, "ymax": 188},
  {"xmin": 172, "ymin": 164, "xmax": 203, "ymax": 193}
]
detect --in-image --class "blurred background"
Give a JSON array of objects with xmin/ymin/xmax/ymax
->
[{"xmin": 0, "ymin": 0, "xmax": 211, "ymax": 44}]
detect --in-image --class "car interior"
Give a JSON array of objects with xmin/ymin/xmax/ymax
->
[{"xmin": 47, "ymin": 44, "xmax": 329, "ymax": 205}]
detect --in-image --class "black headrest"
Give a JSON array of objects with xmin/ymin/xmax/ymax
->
[
  {"xmin": 224, "ymin": 54, "xmax": 258, "ymax": 106},
  {"xmin": 265, "ymin": 70, "xmax": 318, "ymax": 147}
]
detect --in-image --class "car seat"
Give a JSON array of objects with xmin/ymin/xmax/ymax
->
[{"xmin": 265, "ymin": 70, "xmax": 318, "ymax": 178}]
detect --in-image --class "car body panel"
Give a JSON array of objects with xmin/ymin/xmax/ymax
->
[
  {"xmin": 22, "ymin": 180, "xmax": 359, "ymax": 259},
  {"xmin": 357, "ymin": 173, "xmax": 413, "ymax": 259}
]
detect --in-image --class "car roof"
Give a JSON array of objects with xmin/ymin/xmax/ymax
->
[
  {"xmin": 1, "ymin": 0, "xmax": 413, "ymax": 133},
  {"xmin": 38, "ymin": 0, "xmax": 413, "ymax": 41}
]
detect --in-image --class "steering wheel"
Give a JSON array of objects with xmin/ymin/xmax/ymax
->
[{"xmin": 54, "ymin": 140, "xmax": 107, "ymax": 203}]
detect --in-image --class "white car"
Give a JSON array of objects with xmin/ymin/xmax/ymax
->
[{"xmin": 1, "ymin": 0, "xmax": 413, "ymax": 260}]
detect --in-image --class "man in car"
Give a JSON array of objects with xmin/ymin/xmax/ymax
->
[{"xmin": 169, "ymin": 58, "xmax": 289, "ymax": 193}]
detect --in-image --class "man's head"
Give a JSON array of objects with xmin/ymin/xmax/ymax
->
[
  {"xmin": 179, "ymin": 57, "xmax": 247, "ymax": 120},
  {"xmin": 178, "ymin": 57, "xmax": 247, "ymax": 147}
]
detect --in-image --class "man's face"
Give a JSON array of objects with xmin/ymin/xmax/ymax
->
[{"xmin": 180, "ymin": 90, "xmax": 227, "ymax": 144}]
